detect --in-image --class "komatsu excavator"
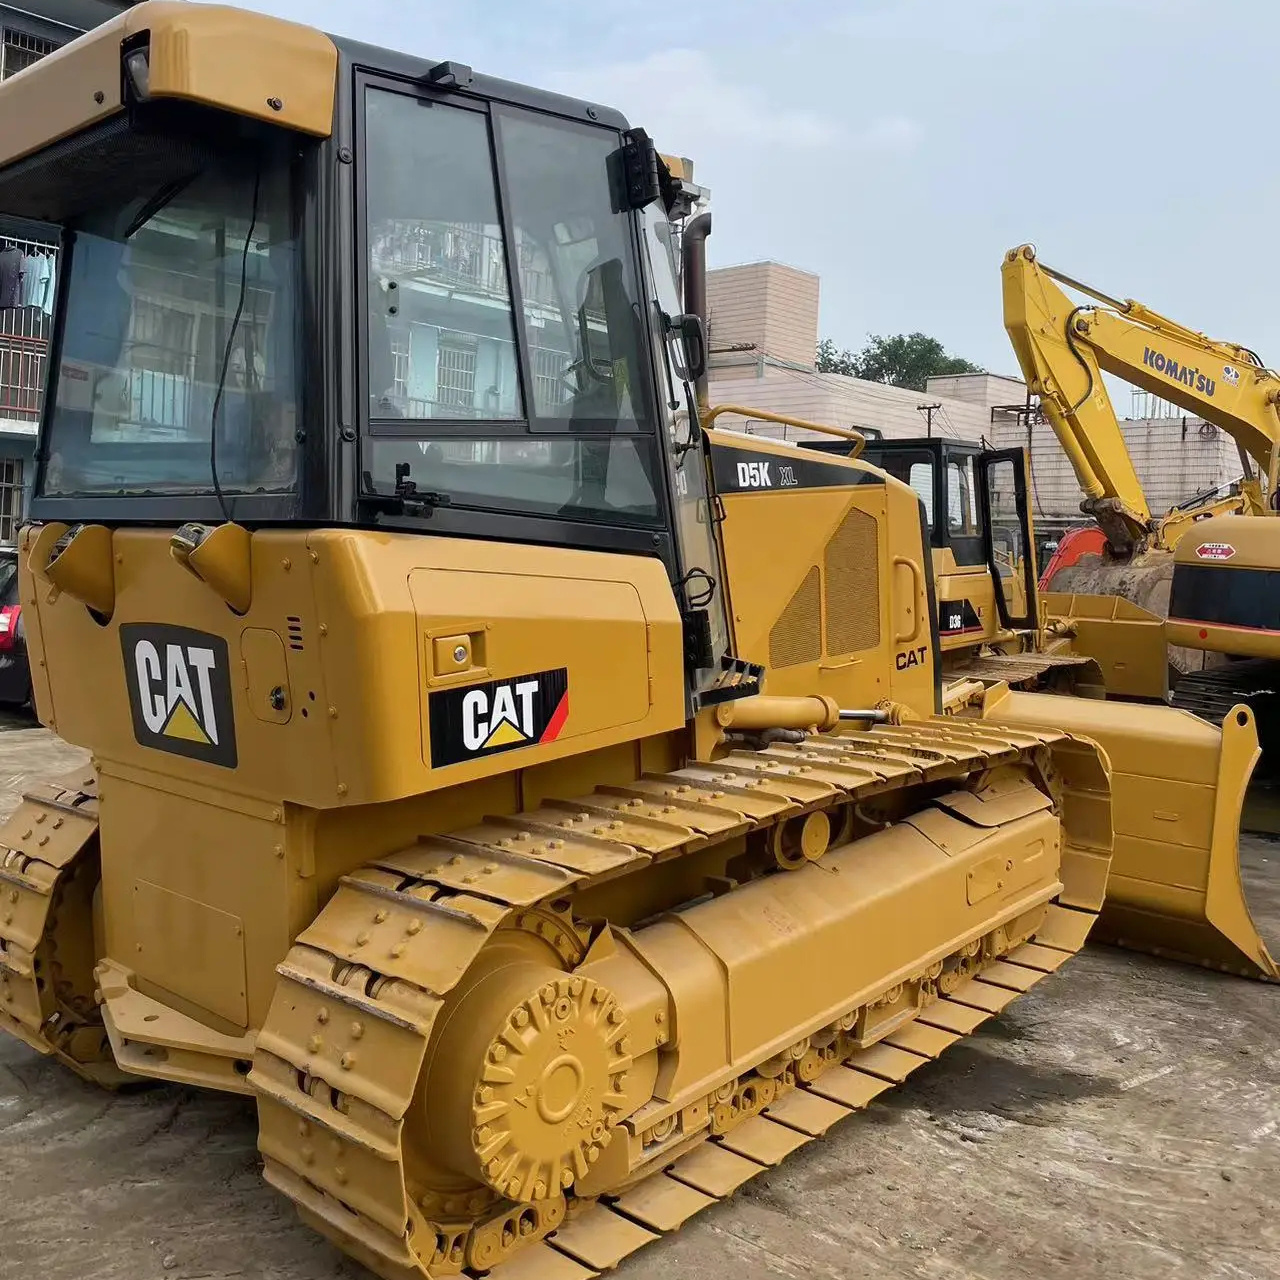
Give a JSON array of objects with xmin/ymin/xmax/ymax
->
[
  {"xmin": 0, "ymin": 9, "xmax": 1266, "ymax": 1276},
  {"xmin": 1001, "ymin": 244, "xmax": 1280, "ymax": 752}
]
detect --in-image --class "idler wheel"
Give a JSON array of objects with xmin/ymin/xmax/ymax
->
[{"xmin": 423, "ymin": 961, "xmax": 632, "ymax": 1204}]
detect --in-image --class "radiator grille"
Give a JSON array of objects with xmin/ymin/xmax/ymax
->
[
  {"xmin": 824, "ymin": 508, "xmax": 880, "ymax": 655},
  {"xmin": 769, "ymin": 567, "xmax": 822, "ymax": 668}
]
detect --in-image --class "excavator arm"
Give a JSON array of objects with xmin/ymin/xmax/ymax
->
[{"xmin": 1002, "ymin": 244, "xmax": 1280, "ymax": 555}]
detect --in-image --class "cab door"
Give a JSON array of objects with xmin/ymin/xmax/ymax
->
[{"xmin": 976, "ymin": 447, "xmax": 1038, "ymax": 630}]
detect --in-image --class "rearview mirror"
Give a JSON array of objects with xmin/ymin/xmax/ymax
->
[{"xmin": 667, "ymin": 312, "xmax": 707, "ymax": 385}]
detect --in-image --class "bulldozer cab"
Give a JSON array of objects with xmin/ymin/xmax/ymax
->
[
  {"xmin": 6, "ymin": 32, "xmax": 736, "ymax": 709},
  {"xmin": 804, "ymin": 437, "xmax": 1039, "ymax": 641}
]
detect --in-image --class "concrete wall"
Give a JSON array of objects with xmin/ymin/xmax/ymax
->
[
  {"xmin": 990, "ymin": 415, "xmax": 1242, "ymax": 520},
  {"xmin": 925, "ymin": 373, "xmax": 1028, "ymax": 412},
  {"xmin": 706, "ymin": 262, "xmax": 820, "ymax": 371}
]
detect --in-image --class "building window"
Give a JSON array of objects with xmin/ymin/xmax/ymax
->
[
  {"xmin": 0, "ymin": 456, "xmax": 23, "ymax": 543},
  {"xmin": 436, "ymin": 341, "xmax": 477, "ymax": 412},
  {"xmin": 1, "ymin": 29, "xmax": 58, "ymax": 81},
  {"xmin": 532, "ymin": 344, "xmax": 570, "ymax": 411},
  {"xmin": 390, "ymin": 331, "xmax": 410, "ymax": 402}
]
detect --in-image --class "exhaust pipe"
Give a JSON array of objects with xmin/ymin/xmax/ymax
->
[{"xmin": 682, "ymin": 211, "xmax": 711, "ymax": 406}]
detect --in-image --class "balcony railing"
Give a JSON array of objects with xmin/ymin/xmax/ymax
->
[
  {"xmin": 371, "ymin": 223, "xmax": 557, "ymax": 309},
  {"xmin": 0, "ymin": 234, "xmax": 58, "ymax": 425}
]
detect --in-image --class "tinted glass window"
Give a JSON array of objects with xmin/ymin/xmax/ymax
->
[
  {"xmin": 41, "ymin": 146, "xmax": 300, "ymax": 497},
  {"xmin": 862, "ymin": 447, "xmax": 936, "ymax": 528},
  {"xmin": 365, "ymin": 93, "xmax": 522, "ymax": 423},
  {"xmin": 362, "ymin": 88, "xmax": 661, "ymax": 526},
  {"xmin": 496, "ymin": 112, "xmax": 651, "ymax": 431},
  {"xmin": 947, "ymin": 458, "xmax": 978, "ymax": 535},
  {"xmin": 986, "ymin": 456, "xmax": 1024, "ymax": 580}
]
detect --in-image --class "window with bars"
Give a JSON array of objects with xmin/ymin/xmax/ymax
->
[
  {"xmin": 436, "ymin": 342, "xmax": 477, "ymax": 411},
  {"xmin": 0, "ymin": 456, "xmax": 23, "ymax": 543},
  {"xmin": 0, "ymin": 235, "xmax": 59, "ymax": 423},
  {"xmin": 1, "ymin": 29, "xmax": 58, "ymax": 81},
  {"xmin": 532, "ymin": 345, "xmax": 570, "ymax": 411}
]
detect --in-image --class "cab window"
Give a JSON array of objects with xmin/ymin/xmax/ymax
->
[{"xmin": 362, "ymin": 87, "xmax": 661, "ymax": 526}]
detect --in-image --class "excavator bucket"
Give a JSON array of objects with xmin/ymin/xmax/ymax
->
[{"xmin": 984, "ymin": 689, "xmax": 1277, "ymax": 980}]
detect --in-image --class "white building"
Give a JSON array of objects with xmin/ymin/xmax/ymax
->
[
  {"xmin": 703, "ymin": 258, "xmax": 1243, "ymax": 520},
  {"xmin": 704, "ymin": 260, "xmax": 1003, "ymax": 443}
]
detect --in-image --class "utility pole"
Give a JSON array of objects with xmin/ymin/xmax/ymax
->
[{"xmin": 917, "ymin": 402, "xmax": 942, "ymax": 437}]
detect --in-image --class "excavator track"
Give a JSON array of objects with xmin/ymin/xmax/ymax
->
[
  {"xmin": 251, "ymin": 719, "xmax": 1111, "ymax": 1279},
  {"xmin": 0, "ymin": 768, "xmax": 126, "ymax": 1086},
  {"xmin": 1172, "ymin": 659, "xmax": 1280, "ymax": 775}
]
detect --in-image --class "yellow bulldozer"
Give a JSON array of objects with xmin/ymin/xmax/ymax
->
[
  {"xmin": 783, "ymin": 428, "xmax": 1275, "ymax": 985},
  {"xmin": 0, "ymin": 7, "xmax": 1267, "ymax": 1280}
]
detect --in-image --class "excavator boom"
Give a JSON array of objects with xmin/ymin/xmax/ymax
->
[
  {"xmin": 1002, "ymin": 244, "xmax": 1280, "ymax": 554},
  {"xmin": 1002, "ymin": 246, "xmax": 1152, "ymax": 549}
]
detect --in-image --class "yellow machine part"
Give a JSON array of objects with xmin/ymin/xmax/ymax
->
[
  {"xmin": 1041, "ymin": 590, "xmax": 1173, "ymax": 701},
  {"xmin": 3, "ymin": 508, "xmax": 1120, "ymax": 1277},
  {"xmin": 0, "ymin": 0, "xmax": 336, "ymax": 171},
  {"xmin": 250, "ymin": 719, "xmax": 1111, "ymax": 1278},
  {"xmin": 1166, "ymin": 512, "xmax": 1280, "ymax": 660},
  {"xmin": 983, "ymin": 688, "xmax": 1276, "ymax": 980}
]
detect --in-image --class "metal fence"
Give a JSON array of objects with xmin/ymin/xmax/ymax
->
[{"xmin": 0, "ymin": 233, "xmax": 58, "ymax": 425}]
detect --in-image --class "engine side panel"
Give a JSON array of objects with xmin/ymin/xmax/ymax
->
[{"xmin": 706, "ymin": 431, "xmax": 937, "ymax": 714}]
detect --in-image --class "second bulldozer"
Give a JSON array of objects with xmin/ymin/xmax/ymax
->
[{"xmin": 784, "ymin": 433, "xmax": 1275, "ymax": 983}]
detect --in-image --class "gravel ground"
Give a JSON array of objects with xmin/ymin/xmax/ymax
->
[{"xmin": 0, "ymin": 726, "xmax": 1276, "ymax": 1280}]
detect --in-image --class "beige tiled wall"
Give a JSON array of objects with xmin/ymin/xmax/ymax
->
[
  {"xmin": 991, "ymin": 416, "xmax": 1242, "ymax": 519},
  {"xmin": 706, "ymin": 262, "xmax": 821, "ymax": 370}
]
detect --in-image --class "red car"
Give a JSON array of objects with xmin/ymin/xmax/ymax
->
[{"xmin": 0, "ymin": 548, "xmax": 31, "ymax": 708}]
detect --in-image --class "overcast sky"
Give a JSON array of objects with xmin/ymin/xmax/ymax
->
[{"xmin": 217, "ymin": 0, "xmax": 1274, "ymax": 385}]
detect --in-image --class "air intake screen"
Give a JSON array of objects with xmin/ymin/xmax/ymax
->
[
  {"xmin": 770, "ymin": 566, "xmax": 822, "ymax": 668},
  {"xmin": 824, "ymin": 508, "xmax": 880, "ymax": 655}
]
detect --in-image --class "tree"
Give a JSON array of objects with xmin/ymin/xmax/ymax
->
[
  {"xmin": 816, "ymin": 332, "xmax": 983, "ymax": 391},
  {"xmin": 815, "ymin": 338, "xmax": 860, "ymax": 377}
]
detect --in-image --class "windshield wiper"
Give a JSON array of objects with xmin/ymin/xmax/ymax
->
[{"xmin": 123, "ymin": 173, "xmax": 198, "ymax": 240}]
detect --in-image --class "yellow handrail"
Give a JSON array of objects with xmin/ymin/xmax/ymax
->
[{"xmin": 702, "ymin": 404, "xmax": 865, "ymax": 458}]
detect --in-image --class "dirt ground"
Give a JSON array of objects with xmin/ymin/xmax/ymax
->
[{"xmin": 1, "ymin": 723, "xmax": 1277, "ymax": 1280}]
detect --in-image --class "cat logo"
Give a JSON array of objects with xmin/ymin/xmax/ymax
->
[
  {"xmin": 429, "ymin": 667, "xmax": 569, "ymax": 768},
  {"xmin": 896, "ymin": 645, "xmax": 928, "ymax": 671},
  {"xmin": 120, "ymin": 624, "xmax": 237, "ymax": 768}
]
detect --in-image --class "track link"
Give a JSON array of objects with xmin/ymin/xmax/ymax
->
[
  {"xmin": 251, "ymin": 719, "xmax": 1112, "ymax": 1279},
  {"xmin": 949, "ymin": 650, "xmax": 1101, "ymax": 692},
  {"xmin": 1172, "ymin": 660, "xmax": 1280, "ymax": 723},
  {"xmin": 0, "ymin": 768, "xmax": 123, "ymax": 1086}
]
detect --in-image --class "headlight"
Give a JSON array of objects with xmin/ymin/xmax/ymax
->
[{"xmin": 124, "ymin": 46, "xmax": 150, "ymax": 101}]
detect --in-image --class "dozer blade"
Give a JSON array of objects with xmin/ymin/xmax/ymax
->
[{"xmin": 984, "ymin": 690, "xmax": 1278, "ymax": 980}]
